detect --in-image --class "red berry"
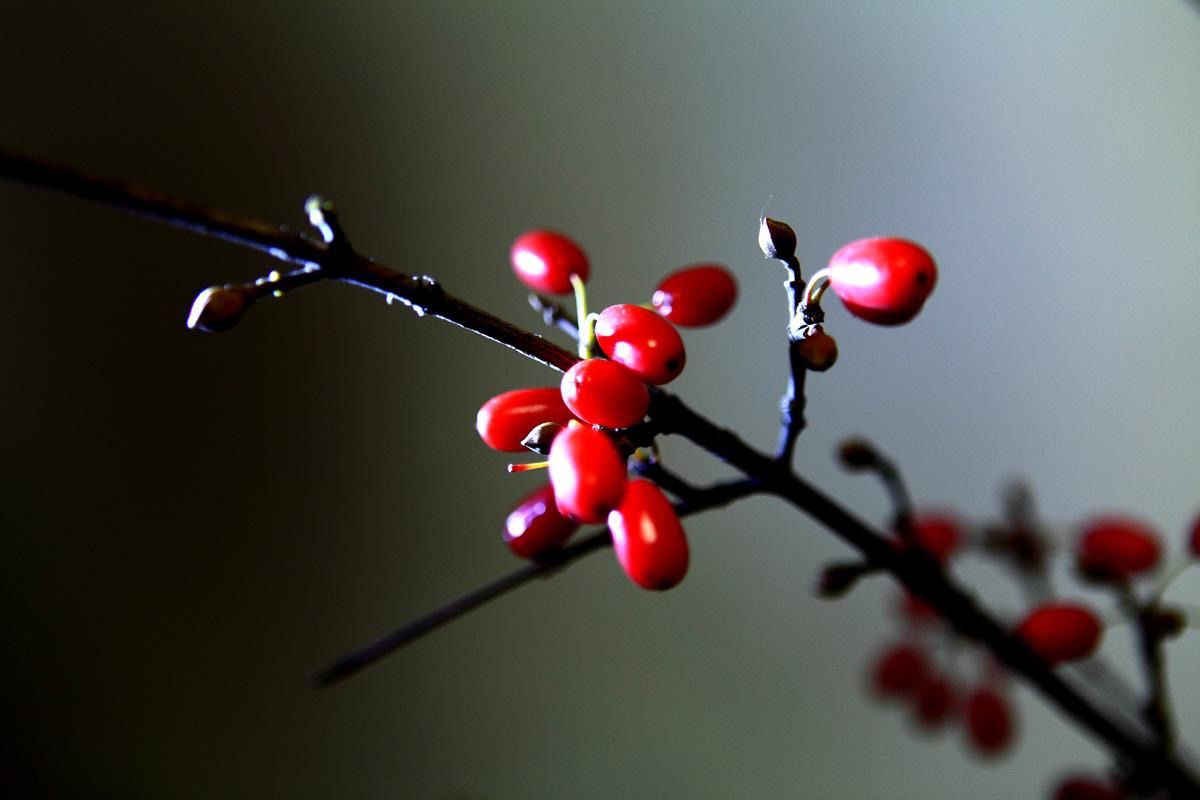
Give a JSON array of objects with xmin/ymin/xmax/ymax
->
[
  {"xmin": 1190, "ymin": 512, "xmax": 1200, "ymax": 559},
  {"xmin": 651, "ymin": 264, "xmax": 738, "ymax": 327},
  {"xmin": 895, "ymin": 590, "xmax": 940, "ymax": 625},
  {"xmin": 510, "ymin": 230, "xmax": 589, "ymax": 295},
  {"xmin": 1051, "ymin": 775, "xmax": 1123, "ymax": 800},
  {"xmin": 560, "ymin": 359, "xmax": 649, "ymax": 429},
  {"xmin": 547, "ymin": 423, "xmax": 627, "ymax": 523},
  {"xmin": 607, "ymin": 479, "xmax": 689, "ymax": 590},
  {"xmin": 594, "ymin": 304, "xmax": 687, "ymax": 385},
  {"xmin": 826, "ymin": 237, "xmax": 937, "ymax": 325},
  {"xmin": 914, "ymin": 674, "xmax": 958, "ymax": 730},
  {"xmin": 964, "ymin": 687, "xmax": 1015, "ymax": 756},
  {"xmin": 504, "ymin": 483, "xmax": 580, "ymax": 559},
  {"xmin": 1076, "ymin": 516, "xmax": 1160, "ymax": 580},
  {"xmin": 910, "ymin": 512, "xmax": 965, "ymax": 563},
  {"xmin": 870, "ymin": 643, "xmax": 928, "ymax": 699},
  {"xmin": 476, "ymin": 387, "xmax": 576, "ymax": 452},
  {"xmin": 1015, "ymin": 603, "xmax": 1102, "ymax": 665}
]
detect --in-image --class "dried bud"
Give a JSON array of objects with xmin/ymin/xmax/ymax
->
[
  {"xmin": 816, "ymin": 561, "xmax": 871, "ymax": 599},
  {"xmin": 521, "ymin": 421, "xmax": 564, "ymax": 455},
  {"xmin": 1147, "ymin": 607, "xmax": 1186, "ymax": 640},
  {"xmin": 793, "ymin": 324, "xmax": 838, "ymax": 371},
  {"xmin": 187, "ymin": 286, "xmax": 247, "ymax": 332},
  {"xmin": 758, "ymin": 216, "xmax": 797, "ymax": 261},
  {"xmin": 837, "ymin": 438, "xmax": 880, "ymax": 471}
]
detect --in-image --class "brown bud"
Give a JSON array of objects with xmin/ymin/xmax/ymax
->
[
  {"xmin": 817, "ymin": 562, "xmax": 870, "ymax": 599},
  {"xmin": 758, "ymin": 216, "xmax": 797, "ymax": 261},
  {"xmin": 520, "ymin": 421, "xmax": 564, "ymax": 455},
  {"xmin": 794, "ymin": 324, "xmax": 838, "ymax": 371},
  {"xmin": 187, "ymin": 286, "xmax": 247, "ymax": 333},
  {"xmin": 1147, "ymin": 607, "xmax": 1186, "ymax": 640},
  {"xmin": 837, "ymin": 438, "xmax": 880, "ymax": 471}
]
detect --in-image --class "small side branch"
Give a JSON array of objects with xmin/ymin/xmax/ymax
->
[
  {"xmin": 528, "ymin": 293, "xmax": 580, "ymax": 340},
  {"xmin": 759, "ymin": 216, "xmax": 810, "ymax": 465},
  {"xmin": 837, "ymin": 438, "xmax": 915, "ymax": 536},
  {"xmin": 312, "ymin": 479, "xmax": 761, "ymax": 687}
]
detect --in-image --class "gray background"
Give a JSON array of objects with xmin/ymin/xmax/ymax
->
[{"xmin": 2, "ymin": 1, "xmax": 1198, "ymax": 797}]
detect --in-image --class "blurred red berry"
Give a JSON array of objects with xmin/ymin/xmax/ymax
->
[
  {"xmin": 560, "ymin": 359, "xmax": 650, "ymax": 429},
  {"xmin": 1051, "ymin": 775, "xmax": 1123, "ymax": 800},
  {"xmin": 871, "ymin": 643, "xmax": 929, "ymax": 699},
  {"xmin": 547, "ymin": 423, "xmax": 627, "ymax": 523},
  {"xmin": 826, "ymin": 237, "xmax": 937, "ymax": 325},
  {"xmin": 595, "ymin": 304, "xmax": 687, "ymax": 385},
  {"xmin": 510, "ymin": 230, "xmax": 589, "ymax": 294},
  {"xmin": 1016, "ymin": 604, "xmax": 1102, "ymax": 665},
  {"xmin": 896, "ymin": 590, "xmax": 941, "ymax": 625},
  {"xmin": 910, "ymin": 512, "xmax": 965, "ymax": 563},
  {"xmin": 1076, "ymin": 515, "xmax": 1160, "ymax": 580},
  {"xmin": 914, "ymin": 674, "xmax": 958, "ymax": 731},
  {"xmin": 504, "ymin": 483, "xmax": 580, "ymax": 559},
  {"xmin": 607, "ymin": 479, "xmax": 690, "ymax": 590},
  {"xmin": 1187, "ymin": 512, "xmax": 1200, "ymax": 559},
  {"xmin": 476, "ymin": 387, "xmax": 576, "ymax": 452},
  {"xmin": 651, "ymin": 264, "xmax": 738, "ymax": 327},
  {"xmin": 964, "ymin": 687, "xmax": 1015, "ymax": 756}
]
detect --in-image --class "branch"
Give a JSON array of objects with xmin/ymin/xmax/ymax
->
[
  {"xmin": 311, "ymin": 479, "xmax": 761, "ymax": 688},
  {"xmin": 4, "ymin": 147, "xmax": 1198, "ymax": 796},
  {"xmin": 758, "ymin": 216, "xmax": 810, "ymax": 465}
]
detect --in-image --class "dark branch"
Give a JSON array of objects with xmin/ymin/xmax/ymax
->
[{"xmin": 758, "ymin": 216, "xmax": 809, "ymax": 465}]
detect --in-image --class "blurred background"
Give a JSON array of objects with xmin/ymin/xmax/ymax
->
[{"xmin": 2, "ymin": 1, "xmax": 1198, "ymax": 797}]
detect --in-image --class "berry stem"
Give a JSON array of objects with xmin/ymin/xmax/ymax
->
[
  {"xmin": 1148, "ymin": 558, "xmax": 1191, "ymax": 605},
  {"xmin": 506, "ymin": 461, "xmax": 549, "ymax": 473},
  {"xmin": 570, "ymin": 274, "xmax": 597, "ymax": 359},
  {"xmin": 801, "ymin": 268, "xmax": 832, "ymax": 318}
]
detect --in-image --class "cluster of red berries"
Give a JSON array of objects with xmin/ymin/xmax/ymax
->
[
  {"xmin": 870, "ymin": 636, "xmax": 1017, "ymax": 757},
  {"xmin": 857, "ymin": 493, "xmax": 1200, "ymax": 797},
  {"xmin": 479, "ymin": 230, "xmax": 738, "ymax": 590},
  {"xmin": 866, "ymin": 513, "xmax": 1019, "ymax": 757},
  {"xmin": 1015, "ymin": 513, "xmax": 1200, "ymax": 667}
]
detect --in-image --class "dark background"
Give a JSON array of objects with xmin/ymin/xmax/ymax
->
[{"xmin": 2, "ymin": 2, "xmax": 1198, "ymax": 797}]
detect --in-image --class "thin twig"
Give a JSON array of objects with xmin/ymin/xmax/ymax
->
[
  {"xmin": 759, "ymin": 216, "xmax": 809, "ymax": 466},
  {"xmin": 528, "ymin": 293, "xmax": 580, "ymax": 339},
  {"xmin": 1116, "ymin": 587, "xmax": 1176, "ymax": 754},
  {"xmin": 311, "ymin": 479, "xmax": 762, "ymax": 687},
  {"xmin": 776, "ymin": 341, "xmax": 808, "ymax": 465}
]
